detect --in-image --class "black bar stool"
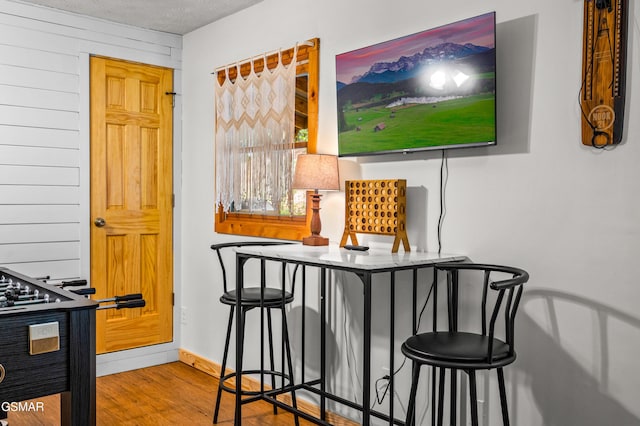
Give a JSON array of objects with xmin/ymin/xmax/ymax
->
[
  {"xmin": 211, "ymin": 242, "xmax": 299, "ymax": 425},
  {"xmin": 402, "ymin": 262, "xmax": 529, "ymax": 426}
]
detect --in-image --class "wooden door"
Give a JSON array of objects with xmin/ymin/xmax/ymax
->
[{"xmin": 90, "ymin": 56, "xmax": 173, "ymax": 354}]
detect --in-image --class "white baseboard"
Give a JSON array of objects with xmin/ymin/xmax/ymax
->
[{"xmin": 96, "ymin": 343, "xmax": 179, "ymax": 377}]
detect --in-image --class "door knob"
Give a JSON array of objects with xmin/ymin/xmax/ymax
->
[{"xmin": 94, "ymin": 217, "xmax": 106, "ymax": 227}]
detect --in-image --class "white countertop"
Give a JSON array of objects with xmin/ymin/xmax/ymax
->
[{"xmin": 235, "ymin": 243, "xmax": 466, "ymax": 271}]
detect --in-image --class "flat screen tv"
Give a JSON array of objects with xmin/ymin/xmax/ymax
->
[{"xmin": 336, "ymin": 12, "xmax": 496, "ymax": 157}]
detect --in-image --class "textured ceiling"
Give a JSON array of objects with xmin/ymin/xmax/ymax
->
[{"xmin": 17, "ymin": 0, "xmax": 264, "ymax": 34}]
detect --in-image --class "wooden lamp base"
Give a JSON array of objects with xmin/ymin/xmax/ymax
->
[
  {"xmin": 302, "ymin": 235, "xmax": 329, "ymax": 246},
  {"xmin": 302, "ymin": 192, "xmax": 329, "ymax": 246}
]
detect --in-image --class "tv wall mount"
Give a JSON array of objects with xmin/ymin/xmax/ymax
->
[{"xmin": 580, "ymin": 0, "xmax": 628, "ymax": 148}]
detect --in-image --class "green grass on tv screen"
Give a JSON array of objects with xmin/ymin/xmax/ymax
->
[{"xmin": 337, "ymin": 93, "xmax": 495, "ymax": 156}]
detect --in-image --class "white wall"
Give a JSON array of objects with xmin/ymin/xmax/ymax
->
[
  {"xmin": 0, "ymin": 0, "xmax": 184, "ymax": 375},
  {"xmin": 0, "ymin": 0, "xmax": 182, "ymax": 278},
  {"xmin": 182, "ymin": 0, "xmax": 640, "ymax": 424}
]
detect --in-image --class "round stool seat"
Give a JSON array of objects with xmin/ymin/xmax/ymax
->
[
  {"xmin": 402, "ymin": 331, "xmax": 515, "ymax": 369},
  {"xmin": 220, "ymin": 288, "xmax": 294, "ymax": 307}
]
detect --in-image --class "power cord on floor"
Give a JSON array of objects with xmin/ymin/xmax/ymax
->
[{"xmin": 373, "ymin": 357, "xmax": 407, "ymax": 407}]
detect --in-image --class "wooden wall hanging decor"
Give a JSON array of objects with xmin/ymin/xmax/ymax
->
[
  {"xmin": 340, "ymin": 179, "xmax": 410, "ymax": 253},
  {"xmin": 580, "ymin": 0, "xmax": 628, "ymax": 148}
]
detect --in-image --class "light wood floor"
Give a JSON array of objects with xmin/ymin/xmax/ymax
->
[{"xmin": 5, "ymin": 362, "xmax": 314, "ymax": 425}]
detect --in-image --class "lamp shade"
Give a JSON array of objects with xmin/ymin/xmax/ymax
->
[{"xmin": 292, "ymin": 154, "xmax": 340, "ymax": 191}]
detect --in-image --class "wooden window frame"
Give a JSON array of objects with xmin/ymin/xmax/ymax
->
[{"xmin": 214, "ymin": 38, "xmax": 319, "ymax": 241}]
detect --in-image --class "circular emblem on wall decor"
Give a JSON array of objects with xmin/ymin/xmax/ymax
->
[
  {"xmin": 588, "ymin": 104, "xmax": 616, "ymax": 131},
  {"xmin": 0, "ymin": 363, "xmax": 5, "ymax": 383}
]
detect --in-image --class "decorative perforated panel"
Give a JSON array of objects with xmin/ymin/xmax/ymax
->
[{"xmin": 340, "ymin": 179, "xmax": 410, "ymax": 253}]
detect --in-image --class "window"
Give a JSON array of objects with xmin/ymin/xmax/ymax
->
[{"xmin": 214, "ymin": 39, "xmax": 319, "ymax": 240}]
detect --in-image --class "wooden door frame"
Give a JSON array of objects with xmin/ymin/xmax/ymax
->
[{"xmin": 80, "ymin": 53, "xmax": 182, "ymax": 371}]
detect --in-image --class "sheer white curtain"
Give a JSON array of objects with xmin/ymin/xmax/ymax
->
[{"xmin": 215, "ymin": 49, "xmax": 298, "ymax": 215}]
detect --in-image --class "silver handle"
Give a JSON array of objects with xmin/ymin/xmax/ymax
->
[{"xmin": 94, "ymin": 217, "xmax": 106, "ymax": 227}]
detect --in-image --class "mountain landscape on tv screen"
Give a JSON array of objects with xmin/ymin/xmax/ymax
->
[
  {"xmin": 337, "ymin": 42, "xmax": 495, "ymax": 110},
  {"xmin": 347, "ymin": 42, "xmax": 492, "ymax": 85}
]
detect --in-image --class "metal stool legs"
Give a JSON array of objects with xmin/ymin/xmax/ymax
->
[
  {"xmin": 405, "ymin": 364, "xmax": 420, "ymax": 426},
  {"xmin": 437, "ymin": 368, "xmax": 445, "ymax": 426},
  {"xmin": 266, "ymin": 309, "xmax": 278, "ymax": 415},
  {"xmin": 213, "ymin": 305, "xmax": 298, "ymax": 424},
  {"xmin": 281, "ymin": 309, "xmax": 299, "ymax": 425},
  {"xmin": 468, "ymin": 371, "xmax": 479, "ymax": 426},
  {"xmin": 404, "ymin": 365, "xmax": 511, "ymax": 426},
  {"xmin": 213, "ymin": 305, "xmax": 235, "ymax": 423},
  {"xmin": 497, "ymin": 368, "xmax": 510, "ymax": 426}
]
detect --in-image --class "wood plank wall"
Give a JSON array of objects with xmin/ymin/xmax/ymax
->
[{"xmin": 0, "ymin": 0, "xmax": 182, "ymax": 280}]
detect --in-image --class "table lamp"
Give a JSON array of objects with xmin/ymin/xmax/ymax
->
[{"xmin": 292, "ymin": 154, "xmax": 340, "ymax": 246}]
